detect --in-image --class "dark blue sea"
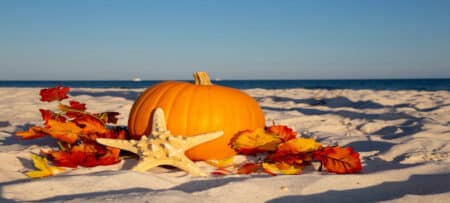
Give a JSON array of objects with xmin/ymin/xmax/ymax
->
[{"xmin": 0, "ymin": 79, "xmax": 449, "ymax": 91}]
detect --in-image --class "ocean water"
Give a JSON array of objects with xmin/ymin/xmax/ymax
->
[{"xmin": 0, "ymin": 79, "xmax": 449, "ymax": 91}]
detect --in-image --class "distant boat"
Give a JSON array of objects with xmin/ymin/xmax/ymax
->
[
  {"xmin": 215, "ymin": 77, "xmax": 222, "ymax": 81},
  {"xmin": 132, "ymin": 77, "xmax": 142, "ymax": 82}
]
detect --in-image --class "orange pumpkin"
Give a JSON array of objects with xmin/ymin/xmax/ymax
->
[{"xmin": 128, "ymin": 72, "xmax": 265, "ymax": 160}]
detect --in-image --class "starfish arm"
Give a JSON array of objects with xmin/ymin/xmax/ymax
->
[
  {"xmin": 96, "ymin": 138, "xmax": 139, "ymax": 154},
  {"xmin": 170, "ymin": 156, "xmax": 207, "ymax": 177},
  {"xmin": 151, "ymin": 108, "xmax": 169, "ymax": 136},
  {"xmin": 184, "ymin": 131, "xmax": 224, "ymax": 149}
]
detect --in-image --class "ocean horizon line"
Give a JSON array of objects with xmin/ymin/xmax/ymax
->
[
  {"xmin": 1, "ymin": 78, "xmax": 450, "ymax": 82},
  {"xmin": 1, "ymin": 79, "xmax": 449, "ymax": 91}
]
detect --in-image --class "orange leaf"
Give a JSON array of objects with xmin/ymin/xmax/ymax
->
[
  {"xmin": 313, "ymin": 146, "xmax": 362, "ymax": 174},
  {"xmin": 42, "ymin": 120, "xmax": 82, "ymax": 144},
  {"xmin": 73, "ymin": 114, "xmax": 108, "ymax": 135},
  {"xmin": 267, "ymin": 138, "xmax": 320, "ymax": 165},
  {"xmin": 16, "ymin": 126, "xmax": 46, "ymax": 140},
  {"xmin": 237, "ymin": 162, "xmax": 261, "ymax": 174},
  {"xmin": 276, "ymin": 138, "xmax": 322, "ymax": 155},
  {"xmin": 40, "ymin": 86, "xmax": 69, "ymax": 102},
  {"xmin": 266, "ymin": 125, "xmax": 297, "ymax": 142},
  {"xmin": 40, "ymin": 109, "xmax": 66, "ymax": 124},
  {"xmin": 262, "ymin": 162, "xmax": 302, "ymax": 175},
  {"xmin": 230, "ymin": 128, "xmax": 282, "ymax": 155}
]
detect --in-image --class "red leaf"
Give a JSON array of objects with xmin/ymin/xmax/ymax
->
[
  {"xmin": 40, "ymin": 86, "xmax": 70, "ymax": 102},
  {"xmin": 313, "ymin": 146, "xmax": 362, "ymax": 174},
  {"xmin": 39, "ymin": 109, "xmax": 66, "ymax": 124},
  {"xmin": 237, "ymin": 162, "xmax": 260, "ymax": 174},
  {"xmin": 65, "ymin": 111, "xmax": 84, "ymax": 119},
  {"xmin": 49, "ymin": 144, "xmax": 121, "ymax": 168},
  {"xmin": 266, "ymin": 125, "xmax": 297, "ymax": 142},
  {"xmin": 69, "ymin": 100, "xmax": 86, "ymax": 111}
]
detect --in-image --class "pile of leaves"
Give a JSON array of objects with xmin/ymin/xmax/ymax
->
[
  {"xmin": 214, "ymin": 125, "xmax": 362, "ymax": 175},
  {"xmin": 17, "ymin": 86, "xmax": 361, "ymax": 178},
  {"xmin": 16, "ymin": 86, "xmax": 127, "ymax": 178}
]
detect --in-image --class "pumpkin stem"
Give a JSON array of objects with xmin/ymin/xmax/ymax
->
[{"xmin": 194, "ymin": 72, "xmax": 212, "ymax": 85}]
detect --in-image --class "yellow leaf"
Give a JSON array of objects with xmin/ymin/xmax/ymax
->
[
  {"xmin": 205, "ymin": 157, "xmax": 235, "ymax": 168},
  {"xmin": 230, "ymin": 128, "xmax": 282, "ymax": 154},
  {"xmin": 262, "ymin": 162, "xmax": 302, "ymax": 175},
  {"xmin": 277, "ymin": 138, "xmax": 322, "ymax": 155},
  {"xmin": 25, "ymin": 154, "xmax": 65, "ymax": 178}
]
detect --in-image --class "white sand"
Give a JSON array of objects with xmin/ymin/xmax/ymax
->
[{"xmin": 0, "ymin": 87, "xmax": 449, "ymax": 202}]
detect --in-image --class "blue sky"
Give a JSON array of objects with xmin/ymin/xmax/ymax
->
[{"xmin": 1, "ymin": 0, "xmax": 449, "ymax": 80}]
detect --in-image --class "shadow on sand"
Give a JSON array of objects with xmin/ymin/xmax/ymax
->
[
  {"xmin": 267, "ymin": 173, "xmax": 450, "ymax": 203},
  {"xmin": 0, "ymin": 175, "xmax": 257, "ymax": 202},
  {"xmin": 0, "ymin": 123, "xmax": 58, "ymax": 152}
]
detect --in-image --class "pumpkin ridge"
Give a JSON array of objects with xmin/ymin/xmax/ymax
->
[
  {"xmin": 166, "ymin": 83, "xmax": 192, "ymax": 133},
  {"xmin": 186, "ymin": 85, "xmax": 201, "ymax": 136},
  {"xmin": 139, "ymin": 82, "xmax": 181, "ymax": 136},
  {"xmin": 245, "ymin": 97, "xmax": 254, "ymax": 129},
  {"xmin": 157, "ymin": 82, "xmax": 190, "ymax": 127},
  {"xmin": 128, "ymin": 82, "xmax": 168, "ymax": 136}
]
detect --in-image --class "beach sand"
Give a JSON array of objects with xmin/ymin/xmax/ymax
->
[{"xmin": 0, "ymin": 87, "xmax": 449, "ymax": 202}]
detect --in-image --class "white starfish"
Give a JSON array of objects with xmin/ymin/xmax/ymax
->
[{"xmin": 97, "ymin": 108, "xmax": 223, "ymax": 176}]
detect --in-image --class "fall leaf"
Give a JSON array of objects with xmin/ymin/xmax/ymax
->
[
  {"xmin": 49, "ymin": 151, "xmax": 89, "ymax": 168},
  {"xmin": 73, "ymin": 114, "xmax": 108, "ymax": 135},
  {"xmin": 266, "ymin": 125, "xmax": 297, "ymax": 141},
  {"xmin": 40, "ymin": 109, "xmax": 66, "ymax": 124},
  {"xmin": 16, "ymin": 126, "xmax": 46, "ymax": 140},
  {"xmin": 42, "ymin": 120, "xmax": 82, "ymax": 144},
  {"xmin": 276, "ymin": 138, "xmax": 322, "ymax": 156},
  {"xmin": 230, "ymin": 128, "xmax": 282, "ymax": 155},
  {"xmin": 95, "ymin": 112, "xmax": 120, "ymax": 124},
  {"xmin": 69, "ymin": 100, "xmax": 86, "ymax": 111},
  {"xmin": 40, "ymin": 86, "xmax": 69, "ymax": 102},
  {"xmin": 313, "ymin": 146, "xmax": 362, "ymax": 174},
  {"xmin": 237, "ymin": 162, "xmax": 261, "ymax": 174},
  {"xmin": 49, "ymin": 143, "xmax": 121, "ymax": 168},
  {"xmin": 58, "ymin": 100, "xmax": 87, "ymax": 112},
  {"xmin": 25, "ymin": 154, "xmax": 65, "ymax": 178},
  {"xmin": 50, "ymin": 148, "xmax": 120, "ymax": 168},
  {"xmin": 262, "ymin": 162, "xmax": 302, "ymax": 175},
  {"xmin": 205, "ymin": 157, "xmax": 234, "ymax": 168},
  {"xmin": 267, "ymin": 138, "xmax": 320, "ymax": 165},
  {"xmin": 211, "ymin": 168, "xmax": 233, "ymax": 176}
]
